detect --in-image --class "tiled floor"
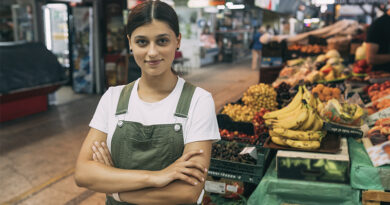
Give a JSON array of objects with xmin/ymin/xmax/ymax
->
[{"xmin": 0, "ymin": 59, "xmax": 259, "ymax": 205}]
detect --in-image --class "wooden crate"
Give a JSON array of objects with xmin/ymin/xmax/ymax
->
[{"xmin": 362, "ymin": 190, "xmax": 390, "ymax": 205}]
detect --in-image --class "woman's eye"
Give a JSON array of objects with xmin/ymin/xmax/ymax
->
[
  {"xmin": 136, "ymin": 39, "xmax": 147, "ymax": 46},
  {"xmin": 157, "ymin": 38, "xmax": 169, "ymax": 45}
]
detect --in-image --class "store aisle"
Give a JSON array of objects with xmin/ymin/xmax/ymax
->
[{"xmin": 0, "ymin": 59, "xmax": 258, "ymax": 205}]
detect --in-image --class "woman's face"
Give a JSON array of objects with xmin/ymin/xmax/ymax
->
[{"xmin": 128, "ymin": 20, "xmax": 180, "ymax": 77}]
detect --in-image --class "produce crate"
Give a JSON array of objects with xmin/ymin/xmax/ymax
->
[
  {"xmin": 209, "ymin": 141, "xmax": 272, "ymax": 184},
  {"xmin": 217, "ymin": 114, "xmax": 254, "ymax": 136},
  {"xmin": 276, "ymin": 138, "xmax": 350, "ymax": 184},
  {"xmin": 362, "ymin": 190, "xmax": 390, "ymax": 205}
]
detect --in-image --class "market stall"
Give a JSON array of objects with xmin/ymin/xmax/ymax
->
[{"xmin": 203, "ymin": 35, "xmax": 390, "ymax": 204}]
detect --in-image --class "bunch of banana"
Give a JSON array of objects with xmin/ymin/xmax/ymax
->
[
  {"xmin": 265, "ymin": 85, "xmax": 326, "ymax": 150},
  {"xmin": 221, "ymin": 103, "xmax": 256, "ymax": 122},
  {"xmin": 242, "ymin": 83, "xmax": 278, "ymax": 112}
]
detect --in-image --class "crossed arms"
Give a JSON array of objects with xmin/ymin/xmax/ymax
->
[{"xmin": 75, "ymin": 128, "xmax": 212, "ymax": 204}]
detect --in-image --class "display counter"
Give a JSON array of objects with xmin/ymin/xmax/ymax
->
[
  {"xmin": 247, "ymin": 158, "xmax": 361, "ymax": 205},
  {"xmin": 349, "ymin": 138, "xmax": 390, "ymax": 190}
]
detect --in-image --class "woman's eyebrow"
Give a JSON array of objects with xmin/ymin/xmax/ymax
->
[{"xmin": 134, "ymin": 34, "xmax": 170, "ymax": 39}]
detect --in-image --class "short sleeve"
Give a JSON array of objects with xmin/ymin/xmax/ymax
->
[
  {"xmin": 89, "ymin": 87, "xmax": 112, "ymax": 133},
  {"xmin": 185, "ymin": 92, "xmax": 221, "ymax": 144}
]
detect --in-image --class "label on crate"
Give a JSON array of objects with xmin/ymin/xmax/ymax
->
[
  {"xmin": 323, "ymin": 122, "xmax": 363, "ymax": 138},
  {"xmin": 205, "ymin": 181, "xmax": 225, "ymax": 194},
  {"xmin": 239, "ymin": 146, "xmax": 258, "ymax": 160},
  {"xmin": 226, "ymin": 184, "xmax": 238, "ymax": 193}
]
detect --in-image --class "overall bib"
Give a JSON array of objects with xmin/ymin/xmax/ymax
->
[{"xmin": 106, "ymin": 81, "xmax": 196, "ymax": 205}]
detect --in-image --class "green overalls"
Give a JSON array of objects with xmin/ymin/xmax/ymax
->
[{"xmin": 106, "ymin": 81, "xmax": 196, "ymax": 205}]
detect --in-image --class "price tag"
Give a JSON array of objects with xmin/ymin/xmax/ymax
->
[
  {"xmin": 360, "ymin": 124, "xmax": 370, "ymax": 137},
  {"xmin": 239, "ymin": 146, "xmax": 258, "ymax": 160},
  {"xmin": 205, "ymin": 181, "xmax": 225, "ymax": 194},
  {"xmin": 226, "ymin": 185, "xmax": 238, "ymax": 193}
]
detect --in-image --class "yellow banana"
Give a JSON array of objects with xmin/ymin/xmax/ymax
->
[
  {"xmin": 285, "ymin": 139, "xmax": 321, "ymax": 150},
  {"xmin": 274, "ymin": 106, "xmax": 309, "ymax": 130},
  {"xmin": 311, "ymin": 114, "xmax": 324, "ymax": 131},
  {"xmin": 298, "ymin": 106, "xmax": 316, "ymax": 130},
  {"xmin": 263, "ymin": 86, "xmax": 303, "ymax": 119},
  {"xmin": 269, "ymin": 130, "xmax": 287, "ymax": 146},
  {"xmin": 302, "ymin": 85, "xmax": 316, "ymax": 108},
  {"xmin": 316, "ymin": 97, "xmax": 324, "ymax": 115},
  {"xmin": 276, "ymin": 103, "xmax": 304, "ymax": 120},
  {"xmin": 272, "ymin": 127, "xmax": 324, "ymax": 141}
]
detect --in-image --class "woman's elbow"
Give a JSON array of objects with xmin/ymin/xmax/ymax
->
[
  {"xmin": 183, "ymin": 187, "xmax": 203, "ymax": 204},
  {"xmin": 74, "ymin": 165, "xmax": 91, "ymax": 188}
]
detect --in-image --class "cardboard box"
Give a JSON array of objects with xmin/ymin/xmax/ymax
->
[{"xmin": 276, "ymin": 138, "xmax": 349, "ymax": 183}]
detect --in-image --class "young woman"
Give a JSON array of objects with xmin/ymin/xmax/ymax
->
[{"xmin": 74, "ymin": 1, "xmax": 220, "ymax": 204}]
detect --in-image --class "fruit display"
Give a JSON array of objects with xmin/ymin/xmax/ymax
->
[
  {"xmin": 275, "ymin": 82, "xmax": 292, "ymax": 108},
  {"xmin": 320, "ymin": 99, "xmax": 365, "ymax": 126},
  {"xmin": 219, "ymin": 129, "xmax": 260, "ymax": 145},
  {"xmin": 287, "ymin": 44, "xmax": 328, "ymax": 55},
  {"xmin": 352, "ymin": 59, "xmax": 371, "ymax": 74},
  {"xmin": 241, "ymin": 83, "xmax": 278, "ymax": 112},
  {"xmin": 367, "ymin": 81, "xmax": 390, "ymax": 102},
  {"xmin": 211, "ymin": 141, "xmax": 257, "ymax": 165},
  {"xmin": 354, "ymin": 42, "xmax": 366, "ymax": 61},
  {"xmin": 311, "ymin": 84, "xmax": 341, "ymax": 102},
  {"xmin": 221, "ymin": 83, "xmax": 278, "ymax": 122},
  {"xmin": 367, "ymin": 99, "xmax": 390, "ymax": 115},
  {"xmin": 367, "ymin": 117, "xmax": 390, "ymax": 145},
  {"xmin": 252, "ymin": 108, "xmax": 270, "ymax": 141},
  {"xmin": 221, "ymin": 104, "xmax": 256, "ymax": 123},
  {"xmin": 264, "ymin": 86, "xmax": 326, "ymax": 150}
]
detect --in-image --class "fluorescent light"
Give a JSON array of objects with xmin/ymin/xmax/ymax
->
[
  {"xmin": 44, "ymin": 8, "xmax": 52, "ymax": 50},
  {"xmin": 217, "ymin": 5, "xmax": 225, "ymax": 9},
  {"xmin": 187, "ymin": 0, "xmax": 209, "ymax": 8},
  {"xmin": 227, "ymin": 4, "xmax": 245, "ymax": 9}
]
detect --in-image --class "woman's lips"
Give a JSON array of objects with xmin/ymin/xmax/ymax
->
[{"xmin": 145, "ymin": 59, "xmax": 163, "ymax": 66}]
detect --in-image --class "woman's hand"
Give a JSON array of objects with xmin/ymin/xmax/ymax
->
[
  {"xmin": 91, "ymin": 141, "xmax": 114, "ymax": 167},
  {"xmin": 151, "ymin": 150, "xmax": 207, "ymax": 188}
]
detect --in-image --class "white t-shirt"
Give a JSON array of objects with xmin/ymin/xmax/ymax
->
[{"xmin": 89, "ymin": 77, "xmax": 220, "ymax": 152}]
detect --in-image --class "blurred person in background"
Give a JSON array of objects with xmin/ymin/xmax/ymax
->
[
  {"xmin": 251, "ymin": 26, "xmax": 265, "ymax": 70},
  {"xmin": 365, "ymin": 4, "xmax": 390, "ymax": 71}
]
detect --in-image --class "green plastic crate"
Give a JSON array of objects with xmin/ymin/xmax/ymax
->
[{"xmin": 209, "ymin": 141, "xmax": 271, "ymax": 184}]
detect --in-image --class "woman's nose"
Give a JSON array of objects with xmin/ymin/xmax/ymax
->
[{"xmin": 147, "ymin": 43, "xmax": 158, "ymax": 57}]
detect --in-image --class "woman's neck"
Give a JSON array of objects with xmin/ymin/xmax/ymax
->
[{"xmin": 137, "ymin": 71, "xmax": 178, "ymax": 102}]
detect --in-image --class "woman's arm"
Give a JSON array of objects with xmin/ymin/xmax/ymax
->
[
  {"xmin": 366, "ymin": 42, "xmax": 390, "ymax": 65},
  {"xmin": 75, "ymin": 128, "xmax": 155, "ymax": 193},
  {"xmin": 75, "ymin": 128, "xmax": 206, "ymax": 193},
  {"xmin": 117, "ymin": 141, "xmax": 212, "ymax": 205}
]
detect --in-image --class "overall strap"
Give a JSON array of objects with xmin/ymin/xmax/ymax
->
[
  {"xmin": 174, "ymin": 82, "xmax": 196, "ymax": 118},
  {"xmin": 115, "ymin": 81, "xmax": 135, "ymax": 115}
]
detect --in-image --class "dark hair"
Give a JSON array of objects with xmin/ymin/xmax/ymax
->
[{"xmin": 126, "ymin": 0, "xmax": 180, "ymax": 38}]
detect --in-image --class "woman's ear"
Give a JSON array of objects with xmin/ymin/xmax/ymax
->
[
  {"xmin": 177, "ymin": 33, "xmax": 182, "ymax": 49},
  {"xmin": 127, "ymin": 35, "xmax": 132, "ymax": 49}
]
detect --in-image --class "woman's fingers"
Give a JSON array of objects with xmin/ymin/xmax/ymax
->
[
  {"xmin": 101, "ymin": 142, "xmax": 114, "ymax": 166},
  {"xmin": 176, "ymin": 173, "xmax": 200, "ymax": 186},
  {"xmin": 180, "ymin": 149, "xmax": 204, "ymax": 162},
  {"xmin": 92, "ymin": 153, "xmax": 98, "ymax": 161},
  {"xmin": 92, "ymin": 145, "xmax": 105, "ymax": 164},
  {"xmin": 182, "ymin": 161, "xmax": 207, "ymax": 173},
  {"xmin": 180, "ymin": 168, "xmax": 205, "ymax": 183},
  {"xmin": 94, "ymin": 141, "xmax": 111, "ymax": 166}
]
